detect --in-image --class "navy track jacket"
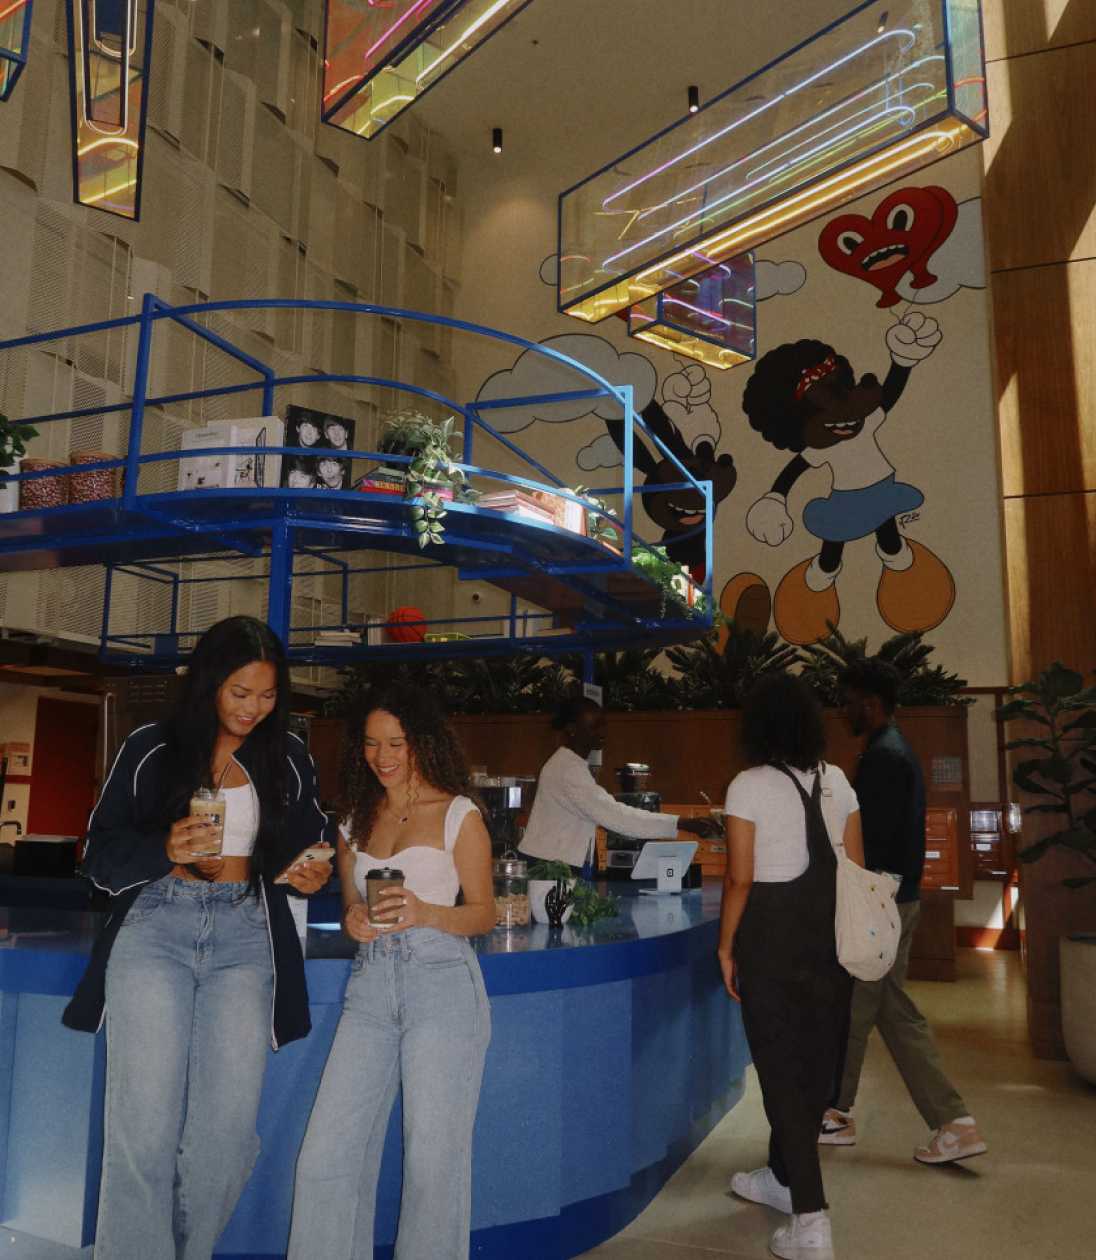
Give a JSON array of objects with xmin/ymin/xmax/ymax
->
[{"xmin": 62, "ymin": 721, "xmax": 328, "ymax": 1048}]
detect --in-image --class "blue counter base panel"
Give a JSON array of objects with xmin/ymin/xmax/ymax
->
[{"xmin": 0, "ymin": 887, "xmax": 748, "ymax": 1257}]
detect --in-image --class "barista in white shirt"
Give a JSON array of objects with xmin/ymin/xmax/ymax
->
[{"xmin": 518, "ymin": 698, "xmax": 716, "ymax": 871}]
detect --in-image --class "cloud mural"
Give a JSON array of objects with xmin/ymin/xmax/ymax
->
[
  {"xmin": 476, "ymin": 333, "xmax": 658, "ymax": 433},
  {"xmin": 755, "ymin": 259, "xmax": 807, "ymax": 301},
  {"xmin": 894, "ymin": 197, "xmax": 985, "ymax": 304}
]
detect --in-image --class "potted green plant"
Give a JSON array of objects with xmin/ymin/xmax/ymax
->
[
  {"xmin": 376, "ymin": 410, "xmax": 474, "ymax": 548},
  {"xmin": 525, "ymin": 859, "xmax": 579, "ymax": 925},
  {"xmin": 525, "ymin": 859, "xmax": 619, "ymax": 926},
  {"xmin": 0, "ymin": 410, "xmax": 38, "ymax": 513},
  {"xmin": 998, "ymin": 662, "xmax": 1096, "ymax": 1082}
]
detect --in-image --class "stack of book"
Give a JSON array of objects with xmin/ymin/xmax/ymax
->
[
  {"xmin": 478, "ymin": 490, "xmax": 556, "ymax": 525},
  {"xmin": 313, "ymin": 628, "xmax": 361, "ymax": 648},
  {"xmin": 354, "ymin": 473, "xmax": 405, "ymax": 496},
  {"xmin": 527, "ymin": 488, "xmax": 586, "ymax": 535},
  {"xmin": 355, "ymin": 468, "xmax": 455, "ymax": 501}
]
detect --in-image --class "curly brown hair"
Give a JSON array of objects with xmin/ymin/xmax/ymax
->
[{"xmin": 341, "ymin": 683, "xmax": 474, "ymax": 850}]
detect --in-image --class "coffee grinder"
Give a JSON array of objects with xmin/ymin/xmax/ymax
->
[{"xmin": 604, "ymin": 763, "xmax": 661, "ymax": 876}]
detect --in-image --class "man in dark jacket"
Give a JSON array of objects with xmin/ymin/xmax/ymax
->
[{"xmin": 819, "ymin": 659, "xmax": 987, "ymax": 1165}]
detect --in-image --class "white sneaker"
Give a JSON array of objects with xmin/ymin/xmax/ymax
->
[
  {"xmin": 818, "ymin": 1107, "xmax": 856, "ymax": 1146},
  {"xmin": 914, "ymin": 1116, "xmax": 987, "ymax": 1165},
  {"xmin": 729, "ymin": 1165, "xmax": 792, "ymax": 1214},
  {"xmin": 770, "ymin": 1211, "xmax": 834, "ymax": 1259}
]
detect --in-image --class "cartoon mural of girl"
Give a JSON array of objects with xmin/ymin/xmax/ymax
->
[{"xmin": 742, "ymin": 312, "xmax": 954, "ymax": 646}]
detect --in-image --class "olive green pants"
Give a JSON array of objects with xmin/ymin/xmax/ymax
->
[{"xmin": 835, "ymin": 899, "xmax": 967, "ymax": 1129}]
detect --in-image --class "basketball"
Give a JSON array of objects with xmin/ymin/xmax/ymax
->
[{"xmin": 385, "ymin": 606, "xmax": 427, "ymax": 643}]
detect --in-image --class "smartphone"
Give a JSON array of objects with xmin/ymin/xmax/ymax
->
[{"xmin": 274, "ymin": 846, "xmax": 334, "ymax": 885}]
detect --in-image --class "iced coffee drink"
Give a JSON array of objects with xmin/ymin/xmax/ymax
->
[
  {"xmin": 188, "ymin": 787, "xmax": 225, "ymax": 857},
  {"xmin": 365, "ymin": 867, "xmax": 405, "ymax": 926}
]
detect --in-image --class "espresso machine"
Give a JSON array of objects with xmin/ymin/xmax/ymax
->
[
  {"xmin": 604, "ymin": 763, "xmax": 662, "ymax": 876},
  {"xmin": 473, "ymin": 775, "xmax": 535, "ymax": 855}
]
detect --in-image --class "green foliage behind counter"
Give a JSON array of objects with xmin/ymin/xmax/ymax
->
[{"xmin": 327, "ymin": 624, "xmax": 968, "ymax": 718}]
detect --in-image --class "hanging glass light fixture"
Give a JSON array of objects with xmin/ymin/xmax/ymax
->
[
  {"xmin": 0, "ymin": 0, "xmax": 33, "ymax": 101},
  {"xmin": 559, "ymin": 0, "xmax": 987, "ymax": 322},
  {"xmin": 323, "ymin": 0, "xmax": 532, "ymax": 140},
  {"xmin": 628, "ymin": 252, "xmax": 756, "ymax": 371},
  {"xmin": 66, "ymin": 0, "xmax": 156, "ymax": 220}
]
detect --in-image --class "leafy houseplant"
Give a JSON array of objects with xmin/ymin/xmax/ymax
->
[
  {"xmin": 1000, "ymin": 663, "xmax": 1096, "ymax": 1083},
  {"xmin": 666, "ymin": 623, "xmax": 802, "ymax": 710},
  {"xmin": 0, "ymin": 410, "xmax": 38, "ymax": 479},
  {"xmin": 799, "ymin": 625, "xmax": 969, "ymax": 707},
  {"xmin": 378, "ymin": 410, "xmax": 474, "ymax": 548},
  {"xmin": 524, "ymin": 860, "xmax": 618, "ymax": 926},
  {"xmin": 998, "ymin": 663, "xmax": 1096, "ymax": 890}
]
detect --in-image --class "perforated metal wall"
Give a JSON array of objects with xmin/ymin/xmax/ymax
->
[{"xmin": 0, "ymin": 0, "xmax": 465, "ymax": 655}]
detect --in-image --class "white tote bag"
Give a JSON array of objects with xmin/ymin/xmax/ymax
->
[{"xmin": 835, "ymin": 854, "xmax": 901, "ymax": 982}]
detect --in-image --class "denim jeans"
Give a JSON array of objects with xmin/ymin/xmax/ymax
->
[
  {"xmin": 95, "ymin": 876, "xmax": 274, "ymax": 1260},
  {"xmin": 288, "ymin": 927, "xmax": 491, "ymax": 1260}
]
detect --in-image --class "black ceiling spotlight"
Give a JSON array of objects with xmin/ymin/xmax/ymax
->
[
  {"xmin": 688, "ymin": 85, "xmax": 700, "ymax": 114},
  {"xmin": 492, "ymin": 126, "xmax": 503, "ymax": 154}
]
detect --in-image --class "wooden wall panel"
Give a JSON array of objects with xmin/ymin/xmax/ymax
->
[
  {"xmin": 1003, "ymin": 492, "xmax": 1096, "ymax": 683},
  {"xmin": 982, "ymin": 41, "xmax": 1096, "ymax": 271},
  {"xmin": 994, "ymin": 258, "xmax": 1096, "ymax": 498},
  {"xmin": 982, "ymin": 0, "xmax": 1096, "ymax": 63}
]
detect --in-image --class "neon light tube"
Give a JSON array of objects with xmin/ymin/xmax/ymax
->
[
  {"xmin": 323, "ymin": 0, "xmax": 532, "ymax": 141},
  {"xmin": 560, "ymin": 0, "xmax": 988, "ymax": 323}
]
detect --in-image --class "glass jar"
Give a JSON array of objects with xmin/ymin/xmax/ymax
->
[{"xmin": 492, "ymin": 851, "xmax": 530, "ymax": 928}]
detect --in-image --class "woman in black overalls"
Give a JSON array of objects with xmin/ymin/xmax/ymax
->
[{"xmin": 718, "ymin": 675, "xmax": 864, "ymax": 1260}]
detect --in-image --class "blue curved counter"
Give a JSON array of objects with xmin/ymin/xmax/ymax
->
[{"xmin": 0, "ymin": 884, "xmax": 748, "ymax": 1258}]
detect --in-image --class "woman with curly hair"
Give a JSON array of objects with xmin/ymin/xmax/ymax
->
[
  {"xmin": 287, "ymin": 683, "xmax": 494, "ymax": 1260},
  {"xmin": 718, "ymin": 674, "xmax": 864, "ymax": 1260}
]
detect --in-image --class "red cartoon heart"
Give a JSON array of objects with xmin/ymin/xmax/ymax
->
[{"xmin": 818, "ymin": 185, "xmax": 958, "ymax": 308}]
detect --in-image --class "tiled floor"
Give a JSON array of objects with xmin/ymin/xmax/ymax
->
[{"xmin": 579, "ymin": 949, "xmax": 1094, "ymax": 1259}]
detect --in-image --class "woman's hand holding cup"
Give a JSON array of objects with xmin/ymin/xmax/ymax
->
[
  {"xmin": 343, "ymin": 903, "xmax": 379, "ymax": 943},
  {"xmin": 166, "ymin": 816, "xmax": 218, "ymax": 864},
  {"xmin": 372, "ymin": 886, "xmax": 424, "ymax": 934}
]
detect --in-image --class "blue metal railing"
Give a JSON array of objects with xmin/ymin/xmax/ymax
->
[{"xmin": 0, "ymin": 296, "xmax": 714, "ymax": 658}]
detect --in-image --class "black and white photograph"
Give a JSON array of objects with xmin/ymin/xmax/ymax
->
[{"xmin": 280, "ymin": 405, "xmax": 355, "ymax": 490}]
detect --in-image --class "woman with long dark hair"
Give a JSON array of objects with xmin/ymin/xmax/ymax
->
[
  {"xmin": 63, "ymin": 616, "xmax": 331, "ymax": 1260},
  {"xmin": 288, "ymin": 683, "xmax": 495, "ymax": 1260},
  {"xmin": 718, "ymin": 674, "xmax": 864, "ymax": 1260}
]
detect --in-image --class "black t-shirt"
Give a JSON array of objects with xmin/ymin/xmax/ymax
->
[{"xmin": 854, "ymin": 723, "xmax": 925, "ymax": 903}]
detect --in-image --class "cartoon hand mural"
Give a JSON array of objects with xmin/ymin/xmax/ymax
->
[
  {"xmin": 742, "ymin": 318, "xmax": 955, "ymax": 646},
  {"xmin": 885, "ymin": 311, "xmax": 942, "ymax": 365},
  {"xmin": 746, "ymin": 492, "xmax": 794, "ymax": 546}
]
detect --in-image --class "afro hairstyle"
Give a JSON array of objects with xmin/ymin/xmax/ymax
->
[{"xmin": 741, "ymin": 339, "xmax": 855, "ymax": 452}]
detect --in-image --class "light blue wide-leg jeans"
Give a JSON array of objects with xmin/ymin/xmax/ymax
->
[
  {"xmin": 288, "ymin": 927, "xmax": 491, "ymax": 1260},
  {"xmin": 94, "ymin": 876, "xmax": 274, "ymax": 1260}
]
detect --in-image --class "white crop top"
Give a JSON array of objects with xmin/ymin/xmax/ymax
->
[
  {"xmin": 348, "ymin": 795, "xmax": 479, "ymax": 907},
  {"xmin": 220, "ymin": 783, "xmax": 259, "ymax": 858}
]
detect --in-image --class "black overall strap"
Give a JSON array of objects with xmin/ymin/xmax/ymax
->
[{"xmin": 771, "ymin": 763, "xmax": 833, "ymax": 869}]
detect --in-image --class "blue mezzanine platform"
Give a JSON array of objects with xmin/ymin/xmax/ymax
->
[{"xmin": 0, "ymin": 297, "xmax": 714, "ymax": 669}]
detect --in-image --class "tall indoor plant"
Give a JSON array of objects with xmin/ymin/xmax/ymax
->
[{"xmin": 998, "ymin": 663, "xmax": 1096, "ymax": 1080}]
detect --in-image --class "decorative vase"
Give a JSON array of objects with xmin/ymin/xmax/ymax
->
[
  {"xmin": 529, "ymin": 878, "xmax": 577, "ymax": 925},
  {"xmin": 1061, "ymin": 934, "xmax": 1096, "ymax": 1084},
  {"xmin": 19, "ymin": 458, "xmax": 68, "ymax": 510},
  {"xmin": 0, "ymin": 455, "xmax": 19, "ymax": 513},
  {"xmin": 69, "ymin": 449, "xmax": 120, "ymax": 503}
]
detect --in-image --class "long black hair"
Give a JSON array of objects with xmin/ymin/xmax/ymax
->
[
  {"xmin": 162, "ymin": 616, "xmax": 291, "ymax": 882},
  {"xmin": 341, "ymin": 683, "xmax": 473, "ymax": 850},
  {"xmin": 740, "ymin": 673, "xmax": 826, "ymax": 772}
]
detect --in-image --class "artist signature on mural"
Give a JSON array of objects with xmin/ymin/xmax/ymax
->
[{"xmin": 899, "ymin": 511, "xmax": 921, "ymax": 527}]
